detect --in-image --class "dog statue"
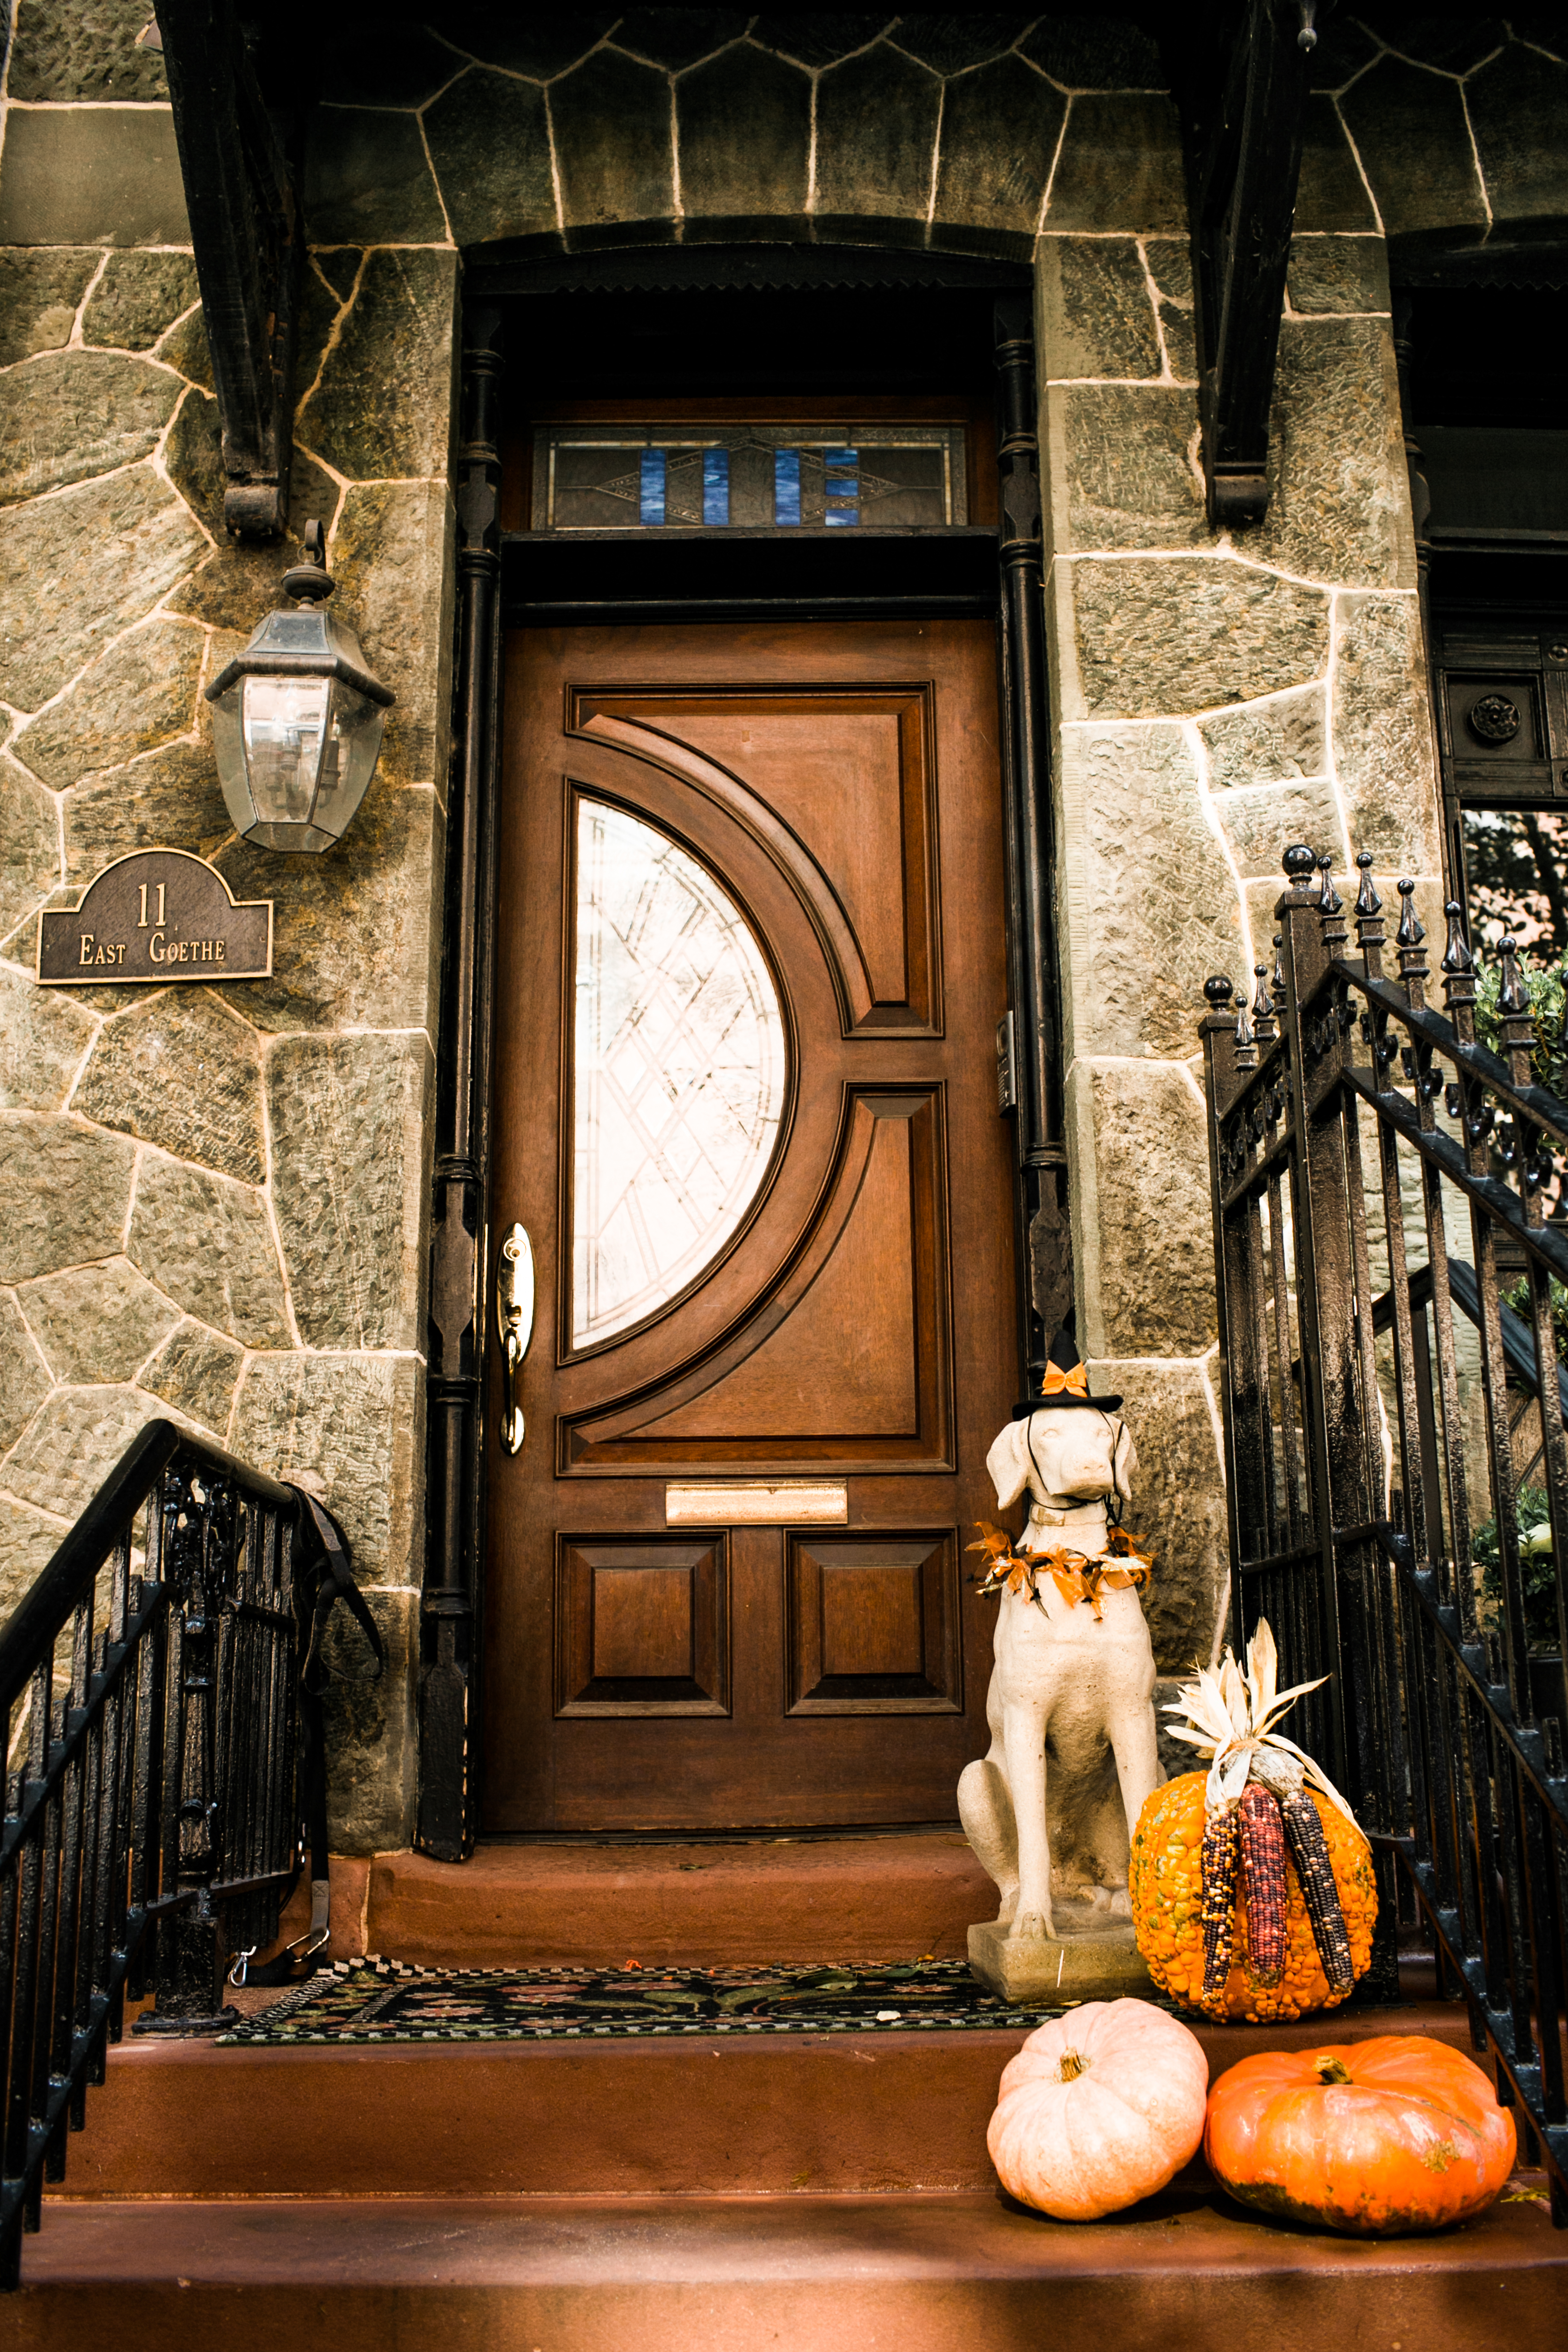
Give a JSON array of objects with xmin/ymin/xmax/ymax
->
[{"xmin": 958, "ymin": 1332, "xmax": 1161, "ymax": 1946}]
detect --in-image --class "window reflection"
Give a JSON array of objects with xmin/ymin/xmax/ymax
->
[
  {"xmin": 1464, "ymin": 808, "xmax": 1568, "ymax": 960},
  {"xmin": 572, "ymin": 799, "xmax": 788, "ymax": 1347}
]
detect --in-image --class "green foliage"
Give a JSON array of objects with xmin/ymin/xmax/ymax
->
[
  {"xmin": 1501, "ymin": 1273, "xmax": 1568, "ymax": 1366},
  {"xmin": 1472, "ymin": 1484, "xmax": 1565, "ymax": 1652},
  {"xmin": 1472, "ymin": 952, "xmax": 1568, "ymax": 1098}
]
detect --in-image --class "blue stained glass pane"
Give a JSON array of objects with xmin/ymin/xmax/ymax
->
[
  {"xmin": 703, "ymin": 447, "xmax": 729, "ymax": 525},
  {"xmin": 773, "ymin": 448, "xmax": 801, "ymax": 526},
  {"xmin": 639, "ymin": 448, "xmax": 666, "ymax": 526},
  {"xmin": 824, "ymin": 444, "xmax": 858, "ymax": 526}
]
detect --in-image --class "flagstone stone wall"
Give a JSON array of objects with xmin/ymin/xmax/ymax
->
[
  {"xmin": 1038, "ymin": 9, "xmax": 1567, "ymax": 1669},
  {"xmin": 0, "ymin": 0, "xmax": 459, "ymax": 1848},
  {"xmin": 0, "ymin": 4, "xmax": 1560, "ymax": 1839}
]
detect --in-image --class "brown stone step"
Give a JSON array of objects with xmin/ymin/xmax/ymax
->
[
  {"xmin": 289, "ymin": 1841, "xmax": 1461, "ymax": 1986},
  {"xmin": 16, "ymin": 2183, "xmax": 1568, "ymax": 2352},
  {"xmin": 359, "ymin": 1833, "xmax": 997, "ymax": 1967},
  {"xmin": 56, "ymin": 2005, "xmax": 1480, "ymax": 2203}
]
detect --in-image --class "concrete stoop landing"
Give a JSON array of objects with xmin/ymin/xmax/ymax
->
[{"xmin": 19, "ymin": 1841, "xmax": 1568, "ymax": 2345}]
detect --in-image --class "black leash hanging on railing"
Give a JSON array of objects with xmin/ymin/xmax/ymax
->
[{"xmin": 232, "ymin": 1492, "xmax": 384, "ymax": 1989}]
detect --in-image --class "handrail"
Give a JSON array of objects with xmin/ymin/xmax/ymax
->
[
  {"xmin": 1371, "ymin": 1259, "xmax": 1568, "ymax": 1426},
  {"xmin": 1199, "ymin": 848, "xmax": 1568, "ymax": 2227},
  {"xmin": 0, "ymin": 1423, "xmax": 298, "ymax": 1716},
  {"xmin": 0, "ymin": 1421, "xmax": 353, "ymax": 2287}
]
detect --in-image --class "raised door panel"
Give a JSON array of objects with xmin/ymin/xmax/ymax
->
[
  {"xmin": 555, "ymin": 1536, "xmax": 729, "ymax": 1716},
  {"xmin": 786, "ymin": 1531, "xmax": 961, "ymax": 1715},
  {"xmin": 576, "ymin": 691, "xmax": 939, "ymax": 1033},
  {"xmin": 564, "ymin": 1089, "xmax": 951, "ymax": 1471},
  {"xmin": 644, "ymin": 1097, "xmax": 919, "ymax": 1438}
]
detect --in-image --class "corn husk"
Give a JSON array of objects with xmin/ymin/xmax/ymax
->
[{"xmin": 1162, "ymin": 1619, "xmax": 1361, "ymax": 1827}]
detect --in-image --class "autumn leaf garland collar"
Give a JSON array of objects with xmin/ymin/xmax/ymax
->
[{"xmin": 967, "ymin": 1521, "xmax": 1154, "ymax": 1618}]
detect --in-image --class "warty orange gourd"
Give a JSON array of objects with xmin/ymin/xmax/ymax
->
[{"xmin": 1130, "ymin": 1621, "xmax": 1377, "ymax": 2023}]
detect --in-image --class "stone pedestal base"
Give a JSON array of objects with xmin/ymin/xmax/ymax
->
[{"xmin": 968, "ymin": 1906, "xmax": 1155, "ymax": 2005}]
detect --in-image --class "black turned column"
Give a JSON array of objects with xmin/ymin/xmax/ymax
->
[
  {"xmin": 418, "ymin": 307, "xmax": 505, "ymax": 1860},
  {"xmin": 995, "ymin": 297, "xmax": 1071, "ymax": 1400}
]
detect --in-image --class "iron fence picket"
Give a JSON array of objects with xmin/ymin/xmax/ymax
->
[
  {"xmin": 1200, "ymin": 843, "xmax": 1568, "ymax": 2222},
  {"xmin": 0, "ymin": 1423, "xmax": 337, "ymax": 2282}
]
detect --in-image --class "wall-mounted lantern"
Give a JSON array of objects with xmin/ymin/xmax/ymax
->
[{"xmin": 205, "ymin": 522, "xmax": 395, "ymax": 854}]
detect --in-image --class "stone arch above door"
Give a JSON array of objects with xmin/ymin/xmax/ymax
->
[{"xmin": 304, "ymin": 15, "xmax": 1191, "ymax": 260}]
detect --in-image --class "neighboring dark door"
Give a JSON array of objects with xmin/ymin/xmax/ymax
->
[{"xmin": 483, "ymin": 619, "xmax": 1014, "ymax": 1831}]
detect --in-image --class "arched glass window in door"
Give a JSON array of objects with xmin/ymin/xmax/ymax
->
[{"xmin": 571, "ymin": 797, "xmax": 788, "ymax": 1346}]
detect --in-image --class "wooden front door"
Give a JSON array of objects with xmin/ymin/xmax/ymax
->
[{"xmin": 484, "ymin": 618, "xmax": 1014, "ymax": 1831}]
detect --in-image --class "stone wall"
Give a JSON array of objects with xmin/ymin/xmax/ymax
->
[
  {"xmin": 0, "ymin": 0, "xmax": 458, "ymax": 1847},
  {"xmin": 1, "ymin": 8, "xmax": 1560, "ymax": 1835},
  {"xmin": 1035, "ymin": 11, "xmax": 1567, "ymax": 1669}
]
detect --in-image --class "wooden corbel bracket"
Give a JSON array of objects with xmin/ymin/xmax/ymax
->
[
  {"xmin": 1169, "ymin": 1, "xmax": 1331, "ymax": 531},
  {"xmin": 155, "ymin": 0, "xmax": 302, "ymax": 540}
]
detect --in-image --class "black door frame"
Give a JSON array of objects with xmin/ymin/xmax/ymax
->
[{"xmin": 416, "ymin": 246, "xmax": 1067, "ymax": 1859}]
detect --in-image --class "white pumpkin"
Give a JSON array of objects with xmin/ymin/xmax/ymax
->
[{"xmin": 987, "ymin": 1996, "xmax": 1209, "ymax": 2220}]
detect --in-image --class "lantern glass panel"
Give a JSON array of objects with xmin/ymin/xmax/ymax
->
[{"xmin": 241, "ymin": 674, "xmax": 332, "ymax": 821}]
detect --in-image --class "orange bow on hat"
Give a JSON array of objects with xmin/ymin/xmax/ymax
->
[{"xmin": 1012, "ymin": 1325, "xmax": 1122, "ymax": 1417}]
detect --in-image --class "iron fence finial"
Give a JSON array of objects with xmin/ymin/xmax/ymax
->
[
  {"xmin": 1395, "ymin": 877, "xmax": 1425, "ymax": 950},
  {"xmin": 1354, "ymin": 851, "xmax": 1385, "ymax": 977},
  {"xmin": 1253, "ymin": 961, "xmax": 1277, "ymax": 1043},
  {"xmin": 1440, "ymin": 899, "xmax": 1474, "ymax": 977},
  {"xmin": 1234, "ymin": 984, "xmax": 1258, "ymax": 1069},
  {"xmin": 1281, "ymin": 844, "xmax": 1316, "ymax": 885},
  {"xmin": 1317, "ymin": 851, "xmax": 1348, "ymax": 958},
  {"xmin": 1440, "ymin": 901, "xmax": 1479, "ymax": 1047},
  {"xmin": 1395, "ymin": 878, "xmax": 1428, "ymax": 1009},
  {"xmin": 1496, "ymin": 937, "xmax": 1537, "ymax": 1085}
]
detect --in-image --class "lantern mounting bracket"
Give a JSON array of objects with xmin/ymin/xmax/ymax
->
[
  {"xmin": 155, "ymin": 0, "xmax": 302, "ymax": 540},
  {"xmin": 1165, "ymin": 1, "xmax": 1330, "ymax": 530}
]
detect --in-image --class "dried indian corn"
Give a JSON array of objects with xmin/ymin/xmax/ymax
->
[
  {"xmin": 1200, "ymin": 1804, "xmax": 1241, "ymax": 2002},
  {"xmin": 1280, "ymin": 1785, "xmax": 1356, "ymax": 1994},
  {"xmin": 1238, "ymin": 1781, "xmax": 1288, "ymax": 1986}
]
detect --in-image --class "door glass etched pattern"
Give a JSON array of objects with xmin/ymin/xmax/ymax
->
[{"xmin": 573, "ymin": 799, "xmax": 787, "ymax": 1345}]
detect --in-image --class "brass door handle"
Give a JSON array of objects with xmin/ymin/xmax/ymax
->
[{"xmin": 495, "ymin": 1222, "xmax": 535, "ymax": 1456}]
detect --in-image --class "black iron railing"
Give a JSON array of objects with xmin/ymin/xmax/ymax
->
[
  {"xmin": 0, "ymin": 1420, "xmax": 363, "ymax": 2286},
  {"xmin": 1200, "ymin": 845, "xmax": 1568, "ymax": 2224}
]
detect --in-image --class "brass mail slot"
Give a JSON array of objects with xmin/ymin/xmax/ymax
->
[{"xmin": 665, "ymin": 1481, "xmax": 849, "ymax": 1527}]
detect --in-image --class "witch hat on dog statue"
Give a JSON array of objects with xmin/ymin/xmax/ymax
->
[{"xmin": 959, "ymin": 1327, "xmax": 1163, "ymax": 2002}]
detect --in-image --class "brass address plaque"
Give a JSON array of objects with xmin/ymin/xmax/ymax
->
[
  {"xmin": 37, "ymin": 849, "xmax": 272, "ymax": 985},
  {"xmin": 666, "ymin": 1481, "xmax": 849, "ymax": 1527}
]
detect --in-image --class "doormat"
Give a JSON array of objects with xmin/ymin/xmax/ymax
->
[{"xmin": 216, "ymin": 1957, "xmax": 1135, "ymax": 2044}]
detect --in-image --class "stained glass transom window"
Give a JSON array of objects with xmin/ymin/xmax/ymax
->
[
  {"xmin": 536, "ymin": 424, "xmax": 966, "ymax": 532},
  {"xmin": 572, "ymin": 798, "xmax": 788, "ymax": 1346}
]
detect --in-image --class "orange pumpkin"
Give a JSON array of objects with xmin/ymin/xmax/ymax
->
[
  {"xmin": 988, "ymin": 1997, "xmax": 1210, "ymax": 2220},
  {"xmin": 1205, "ymin": 2034, "xmax": 1516, "ymax": 2236}
]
